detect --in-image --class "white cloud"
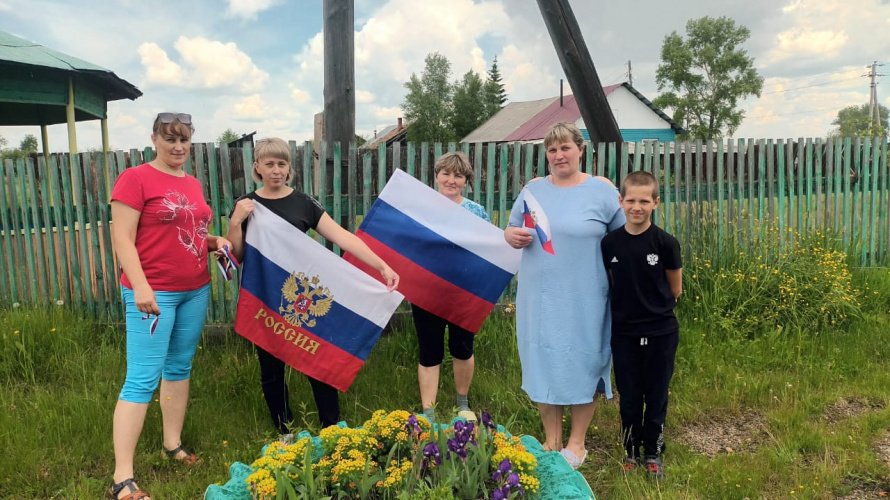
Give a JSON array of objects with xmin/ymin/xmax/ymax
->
[
  {"xmin": 174, "ymin": 37, "xmax": 268, "ymax": 92},
  {"xmin": 356, "ymin": 90, "xmax": 375, "ymax": 104},
  {"xmin": 138, "ymin": 37, "xmax": 268, "ymax": 93},
  {"xmin": 233, "ymin": 94, "xmax": 270, "ymax": 119},
  {"xmin": 138, "ymin": 43, "xmax": 185, "ymax": 86},
  {"xmin": 226, "ymin": 0, "xmax": 280, "ymax": 19},
  {"xmin": 290, "ymin": 87, "xmax": 311, "ymax": 104},
  {"xmin": 0, "ymin": 1, "xmax": 11, "ymax": 11},
  {"xmin": 773, "ymin": 28, "xmax": 848, "ymax": 58}
]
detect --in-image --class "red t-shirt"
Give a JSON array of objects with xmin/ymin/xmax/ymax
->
[{"xmin": 111, "ymin": 163, "xmax": 212, "ymax": 291}]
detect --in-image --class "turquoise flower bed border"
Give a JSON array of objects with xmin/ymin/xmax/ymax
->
[{"xmin": 204, "ymin": 419, "xmax": 595, "ymax": 500}]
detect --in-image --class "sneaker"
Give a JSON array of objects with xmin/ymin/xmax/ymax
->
[
  {"xmin": 622, "ymin": 456, "xmax": 640, "ymax": 472},
  {"xmin": 644, "ymin": 455, "xmax": 665, "ymax": 479}
]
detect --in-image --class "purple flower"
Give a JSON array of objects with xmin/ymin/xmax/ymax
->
[
  {"xmin": 507, "ymin": 473, "xmax": 520, "ymax": 488},
  {"xmin": 492, "ymin": 488, "xmax": 506, "ymax": 500},
  {"xmin": 422, "ymin": 442, "xmax": 441, "ymax": 467},
  {"xmin": 498, "ymin": 459, "xmax": 512, "ymax": 475},
  {"xmin": 481, "ymin": 412, "xmax": 495, "ymax": 430},
  {"xmin": 447, "ymin": 438, "xmax": 468, "ymax": 460},
  {"xmin": 405, "ymin": 414, "xmax": 422, "ymax": 435}
]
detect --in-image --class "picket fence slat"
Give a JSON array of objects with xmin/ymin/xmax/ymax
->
[
  {"xmin": 83, "ymin": 153, "xmax": 106, "ymax": 318},
  {"xmin": 25, "ymin": 159, "xmax": 50, "ymax": 299},
  {"xmin": 0, "ymin": 162, "xmax": 19, "ymax": 300},
  {"xmin": 95, "ymin": 153, "xmax": 116, "ymax": 315}
]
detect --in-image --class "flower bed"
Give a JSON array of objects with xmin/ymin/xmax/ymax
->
[{"xmin": 205, "ymin": 410, "xmax": 594, "ymax": 500}]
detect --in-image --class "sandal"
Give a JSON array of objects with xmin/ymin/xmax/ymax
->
[
  {"xmin": 163, "ymin": 445, "xmax": 201, "ymax": 465},
  {"xmin": 107, "ymin": 478, "xmax": 150, "ymax": 500},
  {"xmin": 559, "ymin": 447, "xmax": 588, "ymax": 470}
]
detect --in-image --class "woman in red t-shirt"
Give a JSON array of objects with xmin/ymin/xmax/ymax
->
[{"xmin": 107, "ymin": 113, "xmax": 231, "ymax": 500}]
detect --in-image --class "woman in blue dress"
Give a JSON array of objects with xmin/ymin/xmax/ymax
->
[{"xmin": 505, "ymin": 122, "xmax": 625, "ymax": 469}]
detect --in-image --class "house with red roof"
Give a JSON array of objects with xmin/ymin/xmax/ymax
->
[{"xmin": 461, "ymin": 82, "xmax": 684, "ymax": 144}]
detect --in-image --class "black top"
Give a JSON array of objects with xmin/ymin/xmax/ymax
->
[
  {"xmin": 233, "ymin": 190, "xmax": 325, "ymax": 234},
  {"xmin": 601, "ymin": 224, "xmax": 682, "ymax": 337}
]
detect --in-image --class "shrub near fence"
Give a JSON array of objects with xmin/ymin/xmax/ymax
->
[{"xmin": 0, "ymin": 137, "xmax": 887, "ymax": 323}]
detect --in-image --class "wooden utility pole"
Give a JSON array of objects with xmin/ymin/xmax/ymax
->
[
  {"xmin": 536, "ymin": 0, "xmax": 622, "ymax": 144},
  {"xmin": 323, "ymin": 0, "xmax": 355, "ymax": 159}
]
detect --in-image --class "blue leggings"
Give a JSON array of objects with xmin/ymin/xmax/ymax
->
[{"xmin": 119, "ymin": 284, "xmax": 210, "ymax": 403}]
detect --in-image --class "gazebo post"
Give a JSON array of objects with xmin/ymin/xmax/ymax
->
[
  {"xmin": 40, "ymin": 124, "xmax": 50, "ymax": 160},
  {"xmin": 66, "ymin": 77, "xmax": 78, "ymax": 155},
  {"xmin": 101, "ymin": 117, "xmax": 110, "ymax": 196}
]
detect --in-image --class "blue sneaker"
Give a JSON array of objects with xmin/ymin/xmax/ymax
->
[{"xmin": 644, "ymin": 455, "xmax": 665, "ymax": 479}]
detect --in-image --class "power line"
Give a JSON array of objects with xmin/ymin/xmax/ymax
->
[{"xmin": 762, "ymin": 75, "xmax": 863, "ymax": 95}]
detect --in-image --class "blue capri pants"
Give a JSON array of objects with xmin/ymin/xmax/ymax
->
[{"xmin": 119, "ymin": 284, "xmax": 210, "ymax": 403}]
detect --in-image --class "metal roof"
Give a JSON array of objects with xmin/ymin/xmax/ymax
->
[
  {"xmin": 460, "ymin": 83, "xmax": 685, "ymax": 143},
  {"xmin": 504, "ymin": 95, "xmax": 580, "ymax": 141},
  {"xmin": 460, "ymin": 97, "xmax": 556, "ymax": 142},
  {"xmin": 0, "ymin": 30, "xmax": 141, "ymax": 126}
]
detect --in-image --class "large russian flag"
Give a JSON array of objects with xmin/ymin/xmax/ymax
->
[
  {"xmin": 235, "ymin": 203, "xmax": 404, "ymax": 392},
  {"xmin": 345, "ymin": 169, "xmax": 520, "ymax": 333}
]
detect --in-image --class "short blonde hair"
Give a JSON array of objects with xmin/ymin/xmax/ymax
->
[
  {"xmin": 620, "ymin": 170, "xmax": 660, "ymax": 198},
  {"xmin": 543, "ymin": 122, "xmax": 585, "ymax": 151},
  {"xmin": 252, "ymin": 137, "xmax": 293, "ymax": 183},
  {"xmin": 434, "ymin": 152, "xmax": 473, "ymax": 183}
]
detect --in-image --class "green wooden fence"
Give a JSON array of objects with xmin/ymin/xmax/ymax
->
[{"xmin": 0, "ymin": 137, "xmax": 887, "ymax": 323}]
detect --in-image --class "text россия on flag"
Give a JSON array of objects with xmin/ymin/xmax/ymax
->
[{"xmin": 235, "ymin": 203, "xmax": 404, "ymax": 392}]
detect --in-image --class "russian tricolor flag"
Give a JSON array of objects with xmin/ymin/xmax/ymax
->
[
  {"xmin": 522, "ymin": 190, "xmax": 555, "ymax": 255},
  {"xmin": 346, "ymin": 169, "xmax": 520, "ymax": 333},
  {"xmin": 235, "ymin": 203, "xmax": 404, "ymax": 392}
]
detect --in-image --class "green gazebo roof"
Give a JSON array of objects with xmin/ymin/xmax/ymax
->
[{"xmin": 0, "ymin": 30, "xmax": 142, "ymax": 126}]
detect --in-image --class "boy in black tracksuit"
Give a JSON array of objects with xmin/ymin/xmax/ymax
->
[{"xmin": 601, "ymin": 171, "xmax": 682, "ymax": 480}]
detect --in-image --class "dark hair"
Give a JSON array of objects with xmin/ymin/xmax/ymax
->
[{"xmin": 620, "ymin": 170, "xmax": 659, "ymax": 198}]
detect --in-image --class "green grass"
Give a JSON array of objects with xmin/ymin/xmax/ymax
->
[{"xmin": 2, "ymin": 269, "xmax": 890, "ymax": 499}]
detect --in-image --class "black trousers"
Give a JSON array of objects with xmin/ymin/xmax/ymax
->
[
  {"xmin": 611, "ymin": 331, "xmax": 679, "ymax": 458},
  {"xmin": 256, "ymin": 345, "xmax": 340, "ymax": 433},
  {"xmin": 411, "ymin": 304, "xmax": 475, "ymax": 367}
]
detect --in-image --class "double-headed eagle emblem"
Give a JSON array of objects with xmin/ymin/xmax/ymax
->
[{"xmin": 279, "ymin": 271, "xmax": 333, "ymax": 328}]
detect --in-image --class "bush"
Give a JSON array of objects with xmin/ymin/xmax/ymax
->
[{"xmin": 678, "ymin": 221, "xmax": 862, "ymax": 337}]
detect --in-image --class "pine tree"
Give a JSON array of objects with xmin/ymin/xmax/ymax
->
[{"xmin": 483, "ymin": 56, "xmax": 507, "ymax": 118}]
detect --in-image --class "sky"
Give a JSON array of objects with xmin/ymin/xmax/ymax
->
[{"xmin": 0, "ymin": 0, "xmax": 889, "ymax": 151}]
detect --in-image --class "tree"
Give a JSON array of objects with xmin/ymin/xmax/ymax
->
[
  {"xmin": 451, "ymin": 70, "xmax": 488, "ymax": 140},
  {"xmin": 483, "ymin": 56, "xmax": 507, "ymax": 118},
  {"xmin": 0, "ymin": 133, "xmax": 7, "ymax": 149},
  {"xmin": 653, "ymin": 16, "xmax": 764, "ymax": 140},
  {"xmin": 402, "ymin": 52, "xmax": 456, "ymax": 143},
  {"xmin": 20, "ymin": 134, "xmax": 38, "ymax": 153},
  {"xmin": 829, "ymin": 103, "xmax": 889, "ymax": 138},
  {"xmin": 216, "ymin": 128, "xmax": 240, "ymax": 145}
]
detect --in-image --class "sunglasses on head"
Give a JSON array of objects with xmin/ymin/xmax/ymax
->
[{"xmin": 156, "ymin": 112, "xmax": 192, "ymax": 125}]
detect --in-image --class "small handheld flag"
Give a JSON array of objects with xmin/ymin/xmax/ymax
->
[
  {"xmin": 216, "ymin": 245, "xmax": 241, "ymax": 281},
  {"xmin": 522, "ymin": 190, "xmax": 555, "ymax": 255}
]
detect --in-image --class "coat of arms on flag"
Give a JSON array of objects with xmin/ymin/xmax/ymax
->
[
  {"xmin": 521, "ymin": 189, "xmax": 555, "ymax": 255},
  {"xmin": 235, "ymin": 203, "xmax": 404, "ymax": 392},
  {"xmin": 280, "ymin": 272, "xmax": 333, "ymax": 328}
]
